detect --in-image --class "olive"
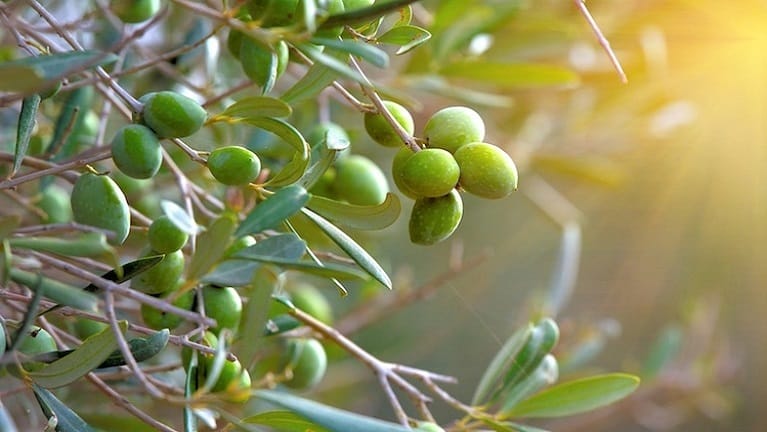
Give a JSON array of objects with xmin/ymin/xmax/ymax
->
[
  {"xmin": 201, "ymin": 285, "xmax": 242, "ymax": 333},
  {"xmin": 423, "ymin": 106, "xmax": 485, "ymax": 154},
  {"xmin": 363, "ymin": 101, "xmax": 414, "ymax": 148},
  {"xmin": 207, "ymin": 146, "xmax": 262, "ymax": 186},
  {"xmin": 140, "ymin": 289, "xmax": 195, "ymax": 330},
  {"xmin": 290, "ymin": 283, "xmax": 333, "ymax": 324},
  {"xmin": 111, "ymin": 0, "xmax": 161, "ymax": 24},
  {"xmin": 111, "ymin": 124, "xmax": 163, "ymax": 179},
  {"xmin": 284, "ymin": 338, "xmax": 327, "ymax": 390},
  {"xmin": 399, "ymin": 148, "xmax": 460, "ymax": 198},
  {"xmin": 71, "ymin": 173, "xmax": 131, "ymax": 245},
  {"xmin": 409, "ymin": 190, "xmax": 463, "ymax": 246},
  {"xmin": 333, "ymin": 155, "xmax": 389, "ymax": 205},
  {"xmin": 148, "ymin": 215, "xmax": 189, "ymax": 253},
  {"xmin": 38, "ymin": 184, "xmax": 72, "ymax": 223},
  {"xmin": 454, "ymin": 142, "xmax": 518, "ymax": 199},
  {"xmin": 131, "ymin": 250, "xmax": 185, "ymax": 295},
  {"xmin": 140, "ymin": 91, "xmax": 207, "ymax": 138}
]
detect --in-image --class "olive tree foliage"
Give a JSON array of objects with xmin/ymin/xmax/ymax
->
[{"xmin": 0, "ymin": 1, "xmax": 638, "ymax": 431}]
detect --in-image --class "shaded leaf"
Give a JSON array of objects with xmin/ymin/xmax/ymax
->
[
  {"xmin": 642, "ymin": 324, "xmax": 683, "ymax": 379},
  {"xmin": 506, "ymin": 373, "xmax": 640, "ymax": 418},
  {"xmin": 300, "ymin": 208, "xmax": 391, "ymax": 289},
  {"xmin": 310, "ymin": 37, "xmax": 389, "ymax": 68},
  {"xmin": 235, "ymin": 266, "xmax": 279, "ymax": 369},
  {"xmin": 202, "ymin": 259, "xmax": 261, "ymax": 287},
  {"xmin": 217, "ymin": 96, "xmax": 292, "ymax": 120},
  {"xmin": 9, "ymin": 269, "xmax": 98, "ymax": 312},
  {"xmin": 242, "ymin": 410, "xmax": 331, "ymax": 432},
  {"xmin": 33, "ymin": 383, "xmax": 97, "ymax": 432},
  {"xmin": 256, "ymin": 390, "xmax": 412, "ymax": 432},
  {"xmin": 280, "ymin": 62, "xmax": 337, "ymax": 105},
  {"xmin": 377, "ymin": 25, "xmax": 431, "ymax": 55},
  {"xmin": 266, "ymin": 148, "xmax": 311, "ymax": 187},
  {"xmin": 242, "ymin": 116, "xmax": 309, "ymax": 158},
  {"xmin": 319, "ymin": 0, "xmax": 420, "ymax": 29},
  {"xmin": 235, "ymin": 185, "xmax": 310, "ymax": 237},
  {"xmin": 188, "ymin": 213, "xmax": 237, "ymax": 282},
  {"xmin": 294, "ymin": 43, "xmax": 366, "ymax": 85},
  {"xmin": 440, "ymin": 61, "xmax": 580, "ymax": 89},
  {"xmin": 306, "ymin": 193, "xmax": 401, "ymax": 230},
  {"xmin": 29, "ymin": 321, "xmax": 127, "ymax": 388},
  {"xmin": 473, "ymin": 323, "xmax": 533, "ymax": 405},
  {"xmin": 235, "ymin": 233, "xmax": 307, "ymax": 260},
  {"xmin": 12, "ymin": 94, "xmax": 41, "ymax": 178},
  {"xmin": 8, "ymin": 233, "xmax": 113, "ymax": 258},
  {"xmin": 0, "ymin": 51, "xmax": 117, "ymax": 95},
  {"xmin": 500, "ymin": 354, "xmax": 559, "ymax": 414},
  {"xmin": 96, "ymin": 329, "xmax": 170, "ymax": 369},
  {"xmin": 407, "ymin": 75, "xmax": 513, "ymax": 108}
]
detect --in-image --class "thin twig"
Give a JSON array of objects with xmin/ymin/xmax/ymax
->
[{"xmin": 573, "ymin": 0, "xmax": 627, "ymax": 83}]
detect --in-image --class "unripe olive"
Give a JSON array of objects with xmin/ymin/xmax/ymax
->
[
  {"xmin": 148, "ymin": 215, "xmax": 189, "ymax": 253},
  {"xmin": 131, "ymin": 250, "xmax": 185, "ymax": 295},
  {"xmin": 202, "ymin": 286, "xmax": 242, "ymax": 333},
  {"xmin": 454, "ymin": 142, "xmax": 518, "ymax": 199},
  {"xmin": 111, "ymin": 124, "xmax": 163, "ymax": 179},
  {"xmin": 309, "ymin": 167, "xmax": 337, "ymax": 199},
  {"xmin": 38, "ymin": 184, "xmax": 72, "ymax": 223},
  {"xmin": 333, "ymin": 155, "xmax": 389, "ymax": 205},
  {"xmin": 140, "ymin": 91, "xmax": 207, "ymax": 138},
  {"xmin": 364, "ymin": 101, "xmax": 414, "ymax": 148},
  {"xmin": 239, "ymin": 38, "xmax": 289, "ymax": 89},
  {"xmin": 400, "ymin": 148, "xmax": 460, "ymax": 198},
  {"xmin": 140, "ymin": 289, "xmax": 195, "ymax": 330},
  {"xmin": 71, "ymin": 173, "xmax": 131, "ymax": 245},
  {"xmin": 409, "ymin": 190, "xmax": 463, "ymax": 246},
  {"xmin": 73, "ymin": 318, "xmax": 108, "ymax": 340},
  {"xmin": 290, "ymin": 283, "xmax": 333, "ymax": 324},
  {"xmin": 284, "ymin": 338, "xmax": 327, "ymax": 390},
  {"xmin": 16, "ymin": 326, "xmax": 57, "ymax": 356},
  {"xmin": 308, "ymin": 122, "xmax": 349, "ymax": 153},
  {"xmin": 391, "ymin": 147, "xmax": 419, "ymax": 199},
  {"xmin": 208, "ymin": 357, "xmax": 245, "ymax": 393},
  {"xmin": 207, "ymin": 146, "xmax": 262, "ymax": 186},
  {"xmin": 257, "ymin": 0, "xmax": 299, "ymax": 27},
  {"xmin": 111, "ymin": 0, "xmax": 161, "ymax": 24},
  {"xmin": 424, "ymin": 106, "xmax": 485, "ymax": 154}
]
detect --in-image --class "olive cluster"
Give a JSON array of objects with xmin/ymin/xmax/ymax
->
[{"xmin": 366, "ymin": 103, "xmax": 519, "ymax": 245}]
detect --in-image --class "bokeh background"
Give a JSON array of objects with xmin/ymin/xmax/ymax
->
[{"xmin": 313, "ymin": 1, "xmax": 767, "ymax": 431}]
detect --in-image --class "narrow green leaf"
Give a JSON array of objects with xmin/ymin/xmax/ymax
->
[
  {"xmin": 8, "ymin": 233, "xmax": 113, "ymax": 257},
  {"xmin": 472, "ymin": 323, "xmax": 533, "ymax": 405},
  {"xmin": 393, "ymin": 5, "xmax": 413, "ymax": 27},
  {"xmin": 306, "ymin": 193, "xmax": 401, "ymax": 230},
  {"xmin": 81, "ymin": 254, "xmax": 164, "ymax": 294},
  {"xmin": 480, "ymin": 419, "xmax": 550, "ymax": 432},
  {"xmin": 201, "ymin": 259, "xmax": 261, "ymax": 287},
  {"xmin": 266, "ymin": 147, "xmax": 311, "ymax": 187},
  {"xmin": 0, "ymin": 215, "xmax": 21, "ymax": 242},
  {"xmin": 95, "ymin": 329, "xmax": 170, "ymax": 369},
  {"xmin": 256, "ymin": 390, "xmax": 412, "ymax": 432},
  {"xmin": 32, "ymin": 384, "xmax": 97, "ymax": 432},
  {"xmin": 12, "ymin": 94, "xmax": 41, "ymax": 177},
  {"xmin": 29, "ymin": 321, "xmax": 127, "ymax": 388},
  {"xmin": 642, "ymin": 324, "xmax": 683, "ymax": 379},
  {"xmin": 235, "ymin": 185, "xmax": 310, "ymax": 237},
  {"xmin": 235, "ymin": 266, "xmax": 279, "ymax": 369},
  {"xmin": 377, "ymin": 25, "xmax": 431, "ymax": 55},
  {"xmin": 184, "ymin": 352, "xmax": 199, "ymax": 432},
  {"xmin": 9, "ymin": 269, "xmax": 98, "ymax": 312},
  {"xmin": 218, "ymin": 96, "xmax": 292, "ymax": 119},
  {"xmin": 242, "ymin": 410, "xmax": 331, "ymax": 432},
  {"xmin": 295, "ymin": 43, "xmax": 366, "ymax": 85},
  {"xmin": 0, "ymin": 51, "xmax": 116, "ymax": 95},
  {"xmin": 236, "ymin": 233, "xmax": 307, "ymax": 259},
  {"xmin": 506, "ymin": 373, "xmax": 640, "ymax": 418},
  {"xmin": 161, "ymin": 200, "xmax": 200, "ymax": 235},
  {"xmin": 242, "ymin": 116, "xmax": 309, "ymax": 158},
  {"xmin": 205, "ymin": 233, "xmax": 305, "ymax": 285},
  {"xmin": 499, "ymin": 354, "xmax": 558, "ymax": 414},
  {"xmin": 188, "ymin": 213, "xmax": 238, "ymax": 282},
  {"xmin": 0, "ymin": 65, "xmax": 45, "ymax": 94},
  {"xmin": 300, "ymin": 208, "xmax": 392, "ymax": 289},
  {"xmin": 440, "ymin": 61, "xmax": 580, "ymax": 89},
  {"xmin": 496, "ymin": 319, "xmax": 559, "ymax": 403},
  {"xmin": 319, "ymin": 0, "xmax": 419, "ymax": 28},
  {"xmin": 280, "ymin": 61, "xmax": 337, "ymax": 105},
  {"xmin": 46, "ymin": 86, "xmax": 95, "ymax": 166},
  {"xmin": 407, "ymin": 75, "xmax": 513, "ymax": 108},
  {"xmin": 310, "ymin": 37, "xmax": 389, "ymax": 68},
  {"xmin": 234, "ymin": 254, "xmax": 368, "ymax": 280},
  {"xmin": 263, "ymin": 314, "xmax": 301, "ymax": 336}
]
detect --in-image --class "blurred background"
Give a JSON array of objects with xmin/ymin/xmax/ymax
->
[{"xmin": 313, "ymin": 1, "xmax": 767, "ymax": 431}]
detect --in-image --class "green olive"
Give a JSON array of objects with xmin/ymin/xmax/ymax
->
[
  {"xmin": 207, "ymin": 146, "xmax": 262, "ymax": 186},
  {"xmin": 111, "ymin": 0, "xmax": 161, "ymax": 24},
  {"xmin": 400, "ymin": 148, "xmax": 460, "ymax": 198},
  {"xmin": 73, "ymin": 318, "xmax": 108, "ymax": 340},
  {"xmin": 202, "ymin": 285, "xmax": 243, "ymax": 333},
  {"xmin": 308, "ymin": 167, "xmax": 337, "ymax": 199},
  {"xmin": 290, "ymin": 283, "xmax": 333, "ymax": 324},
  {"xmin": 409, "ymin": 190, "xmax": 463, "ymax": 246},
  {"xmin": 140, "ymin": 91, "xmax": 207, "ymax": 138},
  {"xmin": 239, "ymin": 38, "xmax": 289, "ymax": 90},
  {"xmin": 364, "ymin": 101, "xmax": 414, "ymax": 148},
  {"xmin": 148, "ymin": 215, "xmax": 189, "ymax": 253},
  {"xmin": 333, "ymin": 155, "xmax": 389, "ymax": 205},
  {"xmin": 454, "ymin": 142, "xmax": 518, "ymax": 199},
  {"xmin": 284, "ymin": 338, "xmax": 327, "ymax": 390},
  {"xmin": 111, "ymin": 124, "xmax": 163, "ymax": 179},
  {"xmin": 424, "ymin": 106, "xmax": 485, "ymax": 154},
  {"xmin": 254, "ymin": 0, "xmax": 299, "ymax": 27},
  {"xmin": 308, "ymin": 122, "xmax": 349, "ymax": 154},
  {"xmin": 131, "ymin": 250, "xmax": 185, "ymax": 295},
  {"xmin": 16, "ymin": 326, "xmax": 57, "ymax": 356},
  {"xmin": 391, "ymin": 147, "xmax": 419, "ymax": 199},
  {"xmin": 38, "ymin": 184, "xmax": 72, "ymax": 223},
  {"xmin": 71, "ymin": 173, "xmax": 131, "ymax": 245},
  {"xmin": 140, "ymin": 289, "xmax": 195, "ymax": 330}
]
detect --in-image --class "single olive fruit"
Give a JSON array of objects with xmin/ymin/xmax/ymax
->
[
  {"xmin": 181, "ymin": 331, "xmax": 218, "ymax": 371},
  {"xmin": 207, "ymin": 146, "xmax": 262, "ymax": 186},
  {"xmin": 423, "ymin": 106, "xmax": 485, "ymax": 154},
  {"xmin": 38, "ymin": 184, "xmax": 72, "ymax": 223},
  {"xmin": 111, "ymin": 124, "xmax": 163, "ymax": 179},
  {"xmin": 333, "ymin": 155, "xmax": 389, "ymax": 206},
  {"xmin": 148, "ymin": 215, "xmax": 189, "ymax": 253},
  {"xmin": 202, "ymin": 285, "xmax": 243, "ymax": 333},
  {"xmin": 308, "ymin": 122, "xmax": 349, "ymax": 155},
  {"xmin": 364, "ymin": 101, "xmax": 414, "ymax": 148},
  {"xmin": 131, "ymin": 250, "xmax": 185, "ymax": 295},
  {"xmin": 140, "ymin": 289, "xmax": 195, "ymax": 330},
  {"xmin": 415, "ymin": 422, "xmax": 447, "ymax": 432},
  {"xmin": 400, "ymin": 148, "xmax": 460, "ymax": 198},
  {"xmin": 308, "ymin": 167, "xmax": 337, "ymax": 199},
  {"xmin": 409, "ymin": 190, "xmax": 463, "ymax": 246},
  {"xmin": 207, "ymin": 357, "xmax": 245, "ymax": 393},
  {"xmin": 239, "ymin": 38, "xmax": 289, "ymax": 90},
  {"xmin": 284, "ymin": 338, "xmax": 327, "ymax": 390},
  {"xmin": 73, "ymin": 318, "xmax": 108, "ymax": 340},
  {"xmin": 16, "ymin": 326, "xmax": 57, "ymax": 356},
  {"xmin": 454, "ymin": 142, "xmax": 518, "ymax": 199},
  {"xmin": 71, "ymin": 173, "xmax": 131, "ymax": 245},
  {"xmin": 140, "ymin": 91, "xmax": 207, "ymax": 138},
  {"xmin": 249, "ymin": 0, "xmax": 299, "ymax": 27},
  {"xmin": 391, "ymin": 147, "xmax": 419, "ymax": 199},
  {"xmin": 111, "ymin": 0, "xmax": 161, "ymax": 23},
  {"xmin": 290, "ymin": 283, "xmax": 333, "ymax": 324}
]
